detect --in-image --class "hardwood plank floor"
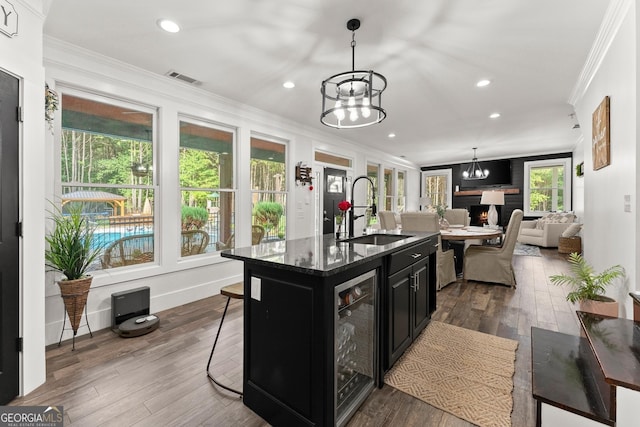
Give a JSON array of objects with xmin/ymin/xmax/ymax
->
[{"xmin": 11, "ymin": 248, "xmax": 579, "ymax": 426}]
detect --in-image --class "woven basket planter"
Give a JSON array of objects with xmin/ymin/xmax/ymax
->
[
  {"xmin": 558, "ymin": 236, "xmax": 581, "ymax": 254},
  {"xmin": 57, "ymin": 276, "xmax": 92, "ymax": 334}
]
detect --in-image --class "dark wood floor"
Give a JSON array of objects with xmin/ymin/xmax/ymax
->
[{"xmin": 12, "ymin": 248, "xmax": 580, "ymax": 426}]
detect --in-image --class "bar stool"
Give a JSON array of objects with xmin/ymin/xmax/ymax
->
[{"xmin": 206, "ymin": 282, "xmax": 243, "ymax": 397}]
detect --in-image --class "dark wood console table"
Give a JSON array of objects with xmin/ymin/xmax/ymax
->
[{"xmin": 532, "ymin": 310, "xmax": 640, "ymax": 426}]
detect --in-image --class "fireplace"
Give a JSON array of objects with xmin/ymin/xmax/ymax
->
[{"xmin": 470, "ymin": 205, "xmax": 501, "ymax": 226}]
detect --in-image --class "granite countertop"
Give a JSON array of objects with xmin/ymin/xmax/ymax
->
[{"xmin": 220, "ymin": 231, "xmax": 438, "ymax": 276}]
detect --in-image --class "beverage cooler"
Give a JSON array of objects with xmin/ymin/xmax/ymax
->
[{"xmin": 335, "ymin": 269, "xmax": 377, "ymax": 426}]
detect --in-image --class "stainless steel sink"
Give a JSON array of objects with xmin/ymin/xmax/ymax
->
[{"xmin": 338, "ymin": 234, "xmax": 414, "ymax": 245}]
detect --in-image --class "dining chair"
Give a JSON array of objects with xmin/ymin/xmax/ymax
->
[
  {"xmin": 378, "ymin": 211, "xmax": 399, "ymax": 230},
  {"xmin": 400, "ymin": 212, "xmax": 457, "ymax": 290},
  {"xmin": 463, "ymin": 209, "xmax": 524, "ymax": 287}
]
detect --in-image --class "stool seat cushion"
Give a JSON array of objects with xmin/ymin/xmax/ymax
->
[{"xmin": 221, "ymin": 282, "xmax": 244, "ymax": 299}]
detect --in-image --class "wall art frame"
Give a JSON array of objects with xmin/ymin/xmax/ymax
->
[{"xmin": 592, "ymin": 96, "xmax": 610, "ymax": 170}]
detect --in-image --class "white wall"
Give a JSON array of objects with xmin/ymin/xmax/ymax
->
[
  {"xmin": 42, "ymin": 38, "xmax": 419, "ymax": 351},
  {"xmin": 572, "ymin": 0, "xmax": 637, "ymax": 318},
  {"xmin": 0, "ymin": 0, "xmax": 47, "ymax": 396},
  {"xmin": 571, "ymin": 136, "xmax": 585, "ymax": 222}
]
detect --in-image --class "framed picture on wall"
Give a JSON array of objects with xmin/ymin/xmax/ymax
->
[{"xmin": 592, "ymin": 95, "xmax": 610, "ymax": 170}]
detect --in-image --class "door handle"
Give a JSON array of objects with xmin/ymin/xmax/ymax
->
[{"xmin": 411, "ymin": 253, "xmax": 422, "ymax": 259}]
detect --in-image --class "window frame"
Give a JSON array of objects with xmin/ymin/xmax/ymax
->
[
  {"xmin": 178, "ymin": 115, "xmax": 237, "ymax": 255},
  {"xmin": 421, "ymin": 168, "xmax": 452, "ymax": 209},
  {"xmin": 59, "ymin": 87, "xmax": 159, "ymax": 271},
  {"xmin": 523, "ymin": 157, "xmax": 572, "ymax": 217},
  {"xmin": 250, "ymin": 134, "xmax": 289, "ymax": 242}
]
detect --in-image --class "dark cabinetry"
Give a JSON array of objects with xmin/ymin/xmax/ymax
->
[{"xmin": 386, "ymin": 239, "xmax": 437, "ymax": 369}]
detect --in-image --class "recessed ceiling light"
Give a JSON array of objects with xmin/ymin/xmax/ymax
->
[
  {"xmin": 283, "ymin": 81, "xmax": 295, "ymax": 89},
  {"xmin": 476, "ymin": 79, "xmax": 491, "ymax": 87},
  {"xmin": 388, "ymin": 133, "xmax": 396, "ymax": 138},
  {"xmin": 489, "ymin": 112, "xmax": 501, "ymax": 119},
  {"xmin": 158, "ymin": 19, "xmax": 180, "ymax": 33}
]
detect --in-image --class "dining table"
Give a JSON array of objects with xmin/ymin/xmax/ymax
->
[
  {"xmin": 439, "ymin": 226, "xmax": 503, "ymax": 274},
  {"xmin": 439, "ymin": 225, "xmax": 503, "ymax": 242}
]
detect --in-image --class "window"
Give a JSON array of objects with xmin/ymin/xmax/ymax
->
[
  {"xmin": 383, "ymin": 168, "xmax": 393, "ymax": 211},
  {"xmin": 314, "ymin": 151, "xmax": 352, "ymax": 168},
  {"xmin": 251, "ymin": 136, "xmax": 287, "ymax": 242},
  {"xmin": 421, "ymin": 169, "xmax": 452, "ymax": 209},
  {"xmin": 60, "ymin": 91, "xmax": 156, "ymax": 270},
  {"xmin": 397, "ymin": 171, "xmax": 406, "ymax": 212},
  {"xmin": 179, "ymin": 118, "xmax": 235, "ymax": 254},
  {"xmin": 524, "ymin": 158, "xmax": 572, "ymax": 216}
]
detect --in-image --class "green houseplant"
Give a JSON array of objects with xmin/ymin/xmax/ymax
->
[
  {"xmin": 549, "ymin": 252, "xmax": 624, "ymax": 317},
  {"xmin": 45, "ymin": 203, "xmax": 104, "ymax": 338}
]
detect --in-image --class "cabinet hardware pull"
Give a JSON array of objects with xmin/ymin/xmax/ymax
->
[{"xmin": 411, "ymin": 253, "xmax": 422, "ymax": 259}]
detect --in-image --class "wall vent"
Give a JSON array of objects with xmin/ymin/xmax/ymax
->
[{"xmin": 165, "ymin": 70, "xmax": 199, "ymax": 85}]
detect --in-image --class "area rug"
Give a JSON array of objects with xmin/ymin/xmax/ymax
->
[
  {"xmin": 384, "ymin": 321, "xmax": 518, "ymax": 427},
  {"xmin": 513, "ymin": 242, "xmax": 541, "ymax": 257}
]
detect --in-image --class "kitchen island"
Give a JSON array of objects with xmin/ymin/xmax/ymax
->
[{"xmin": 221, "ymin": 231, "xmax": 438, "ymax": 427}]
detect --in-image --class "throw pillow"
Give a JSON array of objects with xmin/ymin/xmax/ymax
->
[{"xmin": 562, "ymin": 223, "xmax": 582, "ymax": 237}]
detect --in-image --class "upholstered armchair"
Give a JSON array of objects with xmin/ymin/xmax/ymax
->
[
  {"xmin": 517, "ymin": 212, "xmax": 576, "ymax": 248},
  {"xmin": 378, "ymin": 211, "xmax": 399, "ymax": 230},
  {"xmin": 400, "ymin": 212, "xmax": 457, "ymax": 290},
  {"xmin": 443, "ymin": 209, "xmax": 470, "ymax": 227},
  {"xmin": 463, "ymin": 209, "xmax": 523, "ymax": 288}
]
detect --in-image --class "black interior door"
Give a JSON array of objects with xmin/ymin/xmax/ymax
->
[
  {"xmin": 322, "ymin": 167, "xmax": 346, "ymax": 235},
  {"xmin": 0, "ymin": 69, "xmax": 20, "ymax": 405}
]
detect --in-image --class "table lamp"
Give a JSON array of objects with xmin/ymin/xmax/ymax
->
[{"xmin": 480, "ymin": 190, "xmax": 504, "ymax": 226}]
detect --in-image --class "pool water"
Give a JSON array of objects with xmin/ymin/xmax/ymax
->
[{"xmin": 93, "ymin": 230, "xmax": 152, "ymax": 250}]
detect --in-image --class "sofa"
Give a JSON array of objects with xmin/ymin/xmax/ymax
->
[{"xmin": 517, "ymin": 212, "xmax": 576, "ymax": 248}]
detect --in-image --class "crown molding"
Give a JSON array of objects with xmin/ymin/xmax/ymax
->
[{"xmin": 568, "ymin": 0, "xmax": 632, "ymax": 106}]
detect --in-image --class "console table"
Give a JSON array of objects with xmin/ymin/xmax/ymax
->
[{"xmin": 532, "ymin": 309, "xmax": 640, "ymax": 426}]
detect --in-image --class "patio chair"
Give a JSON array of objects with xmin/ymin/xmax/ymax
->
[
  {"xmin": 101, "ymin": 233, "xmax": 155, "ymax": 268},
  {"xmin": 181, "ymin": 229, "xmax": 210, "ymax": 256}
]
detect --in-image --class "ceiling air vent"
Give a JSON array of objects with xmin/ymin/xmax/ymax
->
[{"xmin": 165, "ymin": 70, "xmax": 199, "ymax": 85}]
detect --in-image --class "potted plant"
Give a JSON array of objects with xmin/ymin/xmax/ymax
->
[
  {"xmin": 45, "ymin": 202, "xmax": 104, "ymax": 339},
  {"xmin": 549, "ymin": 252, "xmax": 625, "ymax": 317},
  {"xmin": 435, "ymin": 203, "xmax": 449, "ymax": 229}
]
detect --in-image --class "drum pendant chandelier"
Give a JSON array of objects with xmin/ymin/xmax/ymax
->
[{"xmin": 320, "ymin": 18, "xmax": 387, "ymax": 129}]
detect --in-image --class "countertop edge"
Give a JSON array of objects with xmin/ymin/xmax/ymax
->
[{"xmin": 220, "ymin": 232, "xmax": 438, "ymax": 277}]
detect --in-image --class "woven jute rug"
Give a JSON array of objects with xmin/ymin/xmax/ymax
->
[{"xmin": 384, "ymin": 321, "xmax": 518, "ymax": 427}]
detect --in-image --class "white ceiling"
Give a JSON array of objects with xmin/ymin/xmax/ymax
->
[{"xmin": 43, "ymin": 0, "xmax": 608, "ymax": 166}]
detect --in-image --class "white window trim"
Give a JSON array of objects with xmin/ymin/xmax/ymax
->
[
  {"xmin": 523, "ymin": 158, "xmax": 572, "ymax": 217},
  {"xmin": 421, "ymin": 168, "xmax": 453, "ymax": 208}
]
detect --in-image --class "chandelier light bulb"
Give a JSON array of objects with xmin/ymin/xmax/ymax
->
[
  {"xmin": 361, "ymin": 96, "xmax": 371, "ymax": 118},
  {"xmin": 350, "ymin": 109, "xmax": 358, "ymax": 122},
  {"xmin": 334, "ymin": 100, "xmax": 345, "ymax": 121},
  {"xmin": 462, "ymin": 171, "xmax": 469, "ymax": 178}
]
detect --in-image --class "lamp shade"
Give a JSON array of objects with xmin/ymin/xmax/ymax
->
[{"xmin": 480, "ymin": 190, "xmax": 504, "ymax": 206}]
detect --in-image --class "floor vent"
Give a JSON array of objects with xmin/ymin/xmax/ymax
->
[{"xmin": 165, "ymin": 70, "xmax": 199, "ymax": 85}]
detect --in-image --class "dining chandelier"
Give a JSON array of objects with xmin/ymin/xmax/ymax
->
[
  {"xmin": 320, "ymin": 18, "xmax": 387, "ymax": 129},
  {"xmin": 462, "ymin": 147, "xmax": 490, "ymax": 180}
]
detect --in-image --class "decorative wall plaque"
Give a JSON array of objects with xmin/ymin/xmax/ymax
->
[
  {"xmin": 0, "ymin": 0, "xmax": 18, "ymax": 38},
  {"xmin": 592, "ymin": 96, "xmax": 610, "ymax": 170}
]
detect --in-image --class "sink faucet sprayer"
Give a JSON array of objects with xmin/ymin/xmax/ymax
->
[{"xmin": 348, "ymin": 175, "xmax": 377, "ymax": 238}]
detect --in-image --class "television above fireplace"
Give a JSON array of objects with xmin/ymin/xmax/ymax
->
[{"xmin": 460, "ymin": 159, "xmax": 512, "ymax": 188}]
